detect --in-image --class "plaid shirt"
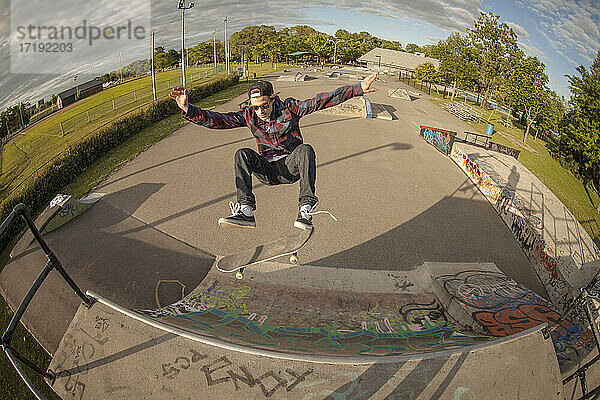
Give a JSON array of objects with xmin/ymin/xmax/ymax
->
[{"xmin": 182, "ymin": 83, "xmax": 364, "ymax": 160}]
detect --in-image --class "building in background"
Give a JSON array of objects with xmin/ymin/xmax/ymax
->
[
  {"xmin": 57, "ymin": 79, "xmax": 103, "ymax": 109},
  {"xmin": 358, "ymin": 48, "xmax": 440, "ymax": 76}
]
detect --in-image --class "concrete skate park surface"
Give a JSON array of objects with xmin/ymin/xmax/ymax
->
[{"xmin": 1, "ymin": 67, "xmax": 597, "ymax": 398}]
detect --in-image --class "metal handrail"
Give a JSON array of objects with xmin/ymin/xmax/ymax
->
[{"xmin": 0, "ymin": 203, "xmax": 93, "ymax": 400}]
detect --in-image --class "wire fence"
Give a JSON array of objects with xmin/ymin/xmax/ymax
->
[
  {"xmin": 0, "ymin": 65, "xmax": 223, "ymax": 204},
  {"xmin": 58, "ymin": 66, "xmax": 222, "ymax": 136}
]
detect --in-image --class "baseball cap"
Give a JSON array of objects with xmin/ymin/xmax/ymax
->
[{"xmin": 248, "ymin": 80, "xmax": 274, "ymax": 99}]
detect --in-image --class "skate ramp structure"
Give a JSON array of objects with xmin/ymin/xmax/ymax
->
[
  {"xmin": 388, "ymin": 88, "xmax": 414, "ymax": 101},
  {"xmin": 45, "ymin": 261, "xmax": 569, "ymax": 399},
  {"xmin": 276, "ymin": 72, "xmax": 310, "ymax": 82}
]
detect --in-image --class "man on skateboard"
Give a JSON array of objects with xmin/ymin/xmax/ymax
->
[{"xmin": 170, "ymin": 72, "xmax": 377, "ymax": 230}]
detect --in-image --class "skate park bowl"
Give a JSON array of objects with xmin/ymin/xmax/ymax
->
[{"xmin": 2, "ymin": 69, "xmax": 600, "ymax": 399}]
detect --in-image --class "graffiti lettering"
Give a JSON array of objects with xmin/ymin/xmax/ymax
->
[
  {"xmin": 94, "ymin": 316, "xmax": 109, "ymax": 333},
  {"xmin": 160, "ymin": 350, "xmax": 314, "ymax": 398},
  {"xmin": 420, "ymin": 126, "xmax": 456, "ymax": 156}
]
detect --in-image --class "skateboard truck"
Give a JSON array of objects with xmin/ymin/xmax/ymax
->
[{"xmin": 234, "ymin": 251, "xmax": 300, "ymax": 280}]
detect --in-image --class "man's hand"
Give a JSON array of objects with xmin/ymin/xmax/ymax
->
[
  {"xmin": 361, "ymin": 72, "xmax": 378, "ymax": 93},
  {"xmin": 170, "ymin": 87, "xmax": 189, "ymax": 113}
]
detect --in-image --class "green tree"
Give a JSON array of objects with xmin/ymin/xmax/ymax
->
[
  {"xmin": 468, "ymin": 12, "xmax": 522, "ymax": 109},
  {"xmin": 405, "ymin": 43, "xmax": 421, "ymax": 53},
  {"xmin": 189, "ymin": 42, "xmax": 217, "ymax": 65},
  {"xmin": 433, "ymin": 32, "xmax": 477, "ymax": 100},
  {"xmin": 381, "ymin": 40, "xmax": 402, "ymax": 51},
  {"xmin": 154, "ymin": 46, "xmax": 169, "ymax": 71},
  {"xmin": 558, "ymin": 50, "xmax": 600, "ymax": 198},
  {"xmin": 287, "ymin": 25, "xmax": 317, "ymax": 37},
  {"xmin": 536, "ymin": 90, "xmax": 565, "ymax": 140},
  {"xmin": 505, "ymin": 56, "xmax": 549, "ymax": 143},
  {"xmin": 415, "ymin": 62, "xmax": 438, "ymax": 84},
  {"xmin": 307, "ymin": 32, "xmax": 331, "ymax": 60},
  {"xmin": 167, "ymin": 49, "xmax": 181, "ymax": 67}
]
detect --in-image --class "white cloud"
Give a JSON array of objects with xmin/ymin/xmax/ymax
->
[
  {"xmin": 519, "ymin": 40, "xmax": 547, "ymax": 61},
  {"xmin": 515, "ymin": 0, "xmax": 599, "ymax": 67},
  {"xmin": 506, "ymin": 21, "xmax": 528, "ymax": 39}
]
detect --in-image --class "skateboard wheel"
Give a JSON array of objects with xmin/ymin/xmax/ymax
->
[
  {"xmin": 290, "ymin": 254, "xmax": 298, "ymax": 264},
  {"xmin": 235, "ymin": 271, "xmax": 244, "ymax": 280}
]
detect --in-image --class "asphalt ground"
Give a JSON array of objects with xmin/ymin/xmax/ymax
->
[{"xmin": 1, "ymin": 68, "xmax": 545, "ymax": 353}]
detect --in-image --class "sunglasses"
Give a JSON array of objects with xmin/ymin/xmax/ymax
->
[{"xmin": 250, "ymin": 102, "xmax": 271, "ymax": 111}]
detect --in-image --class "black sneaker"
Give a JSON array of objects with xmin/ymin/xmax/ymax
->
[
  {"xmin": 218, "ymin": 202, "xmax": 256, "ymax": 228},
  {"xmin": 294, "ymin": 211, "xmax": 313, "ymax": 230},
  {"xmin": 294, "ymin": 202, "xmax": 337, "ymax": 230},
  {"xmin": 294, "ymin": 203, "xmax": 316, "ymax": 230}
]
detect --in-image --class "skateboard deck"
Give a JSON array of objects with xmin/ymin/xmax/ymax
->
[{"xmin": 216, "ymin": 228, "xmax": 314, "ymax": 275}]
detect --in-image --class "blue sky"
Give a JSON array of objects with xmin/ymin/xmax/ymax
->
[{"xmin": 1, "ymin": 0, "xmax": 598, "ymax": 109}]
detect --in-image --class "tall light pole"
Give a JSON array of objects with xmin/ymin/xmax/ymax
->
[
  {"xmin": 118, "ymin": 53, "xmax": 122, "ymax": 82},
  {"xmin": 73, "ymin": 74, "xmax": 80, "ymax": 99},
  {"xmin": 178, "ymin": 0, "xmax": 194, "ymax": 86},
  {"xmin": 223, "ymin": 17, "xmax": 229, "ymax": 73},
  {"xmin": 212, "ymin": 29, "xmax": 217, "ymax": 70},
  {"xmin": 151, "ymin": 32, "xmax": 157, "ymax": 101},
  {"xmin": 328, "ymin": 39, "xmax": 342, "ymax": 65}
]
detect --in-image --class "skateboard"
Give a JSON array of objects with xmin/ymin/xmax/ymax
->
[{"xmin": 216, "ymin": 228, "xmax": 314, "ymax": 279}]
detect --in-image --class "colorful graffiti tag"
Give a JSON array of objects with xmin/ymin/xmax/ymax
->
[
  {"xmin": 419, "ymin": 125, "xmax": 456, "ymax": 156},
  {"xmin": 452, "ymin": 147, "xmax": 574, "ymax": 314},
  {"xmin": 436, "ymin": 269, "xmax": 594, "ymax": 370},
  {"xmin": 137, "ymin": 279, "xmax": 491, "ymax": 358},
  {"xmin": 451, "ymin": 147, "xmax": 501, "ymax": 204}
]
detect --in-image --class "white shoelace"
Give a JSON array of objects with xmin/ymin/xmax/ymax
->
[
  {"xmin": 302, "ymin": 208, "xmax": 338, "ymax": 222},
  {"xmin": 229, "ymin": 201, "xmax": 242, "ymax": 216}
]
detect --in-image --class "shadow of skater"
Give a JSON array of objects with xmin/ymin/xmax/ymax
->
[{"xmin": 506, "ymin": 166, "xmax": 520, "ymax": 199}]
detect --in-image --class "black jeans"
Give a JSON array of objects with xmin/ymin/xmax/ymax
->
[{"xmin": 234, "ymin": 144, "xmax": 318, "ymax": 210}]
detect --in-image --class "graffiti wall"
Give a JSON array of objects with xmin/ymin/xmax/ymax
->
[
  {"xmin": 137, "ymin": 278, "xmax": 491, "ymax": 358},
  {"xmin": 451, "ymin": 146, "xmax": 575, "ymax": 314},
  {"xmin": 419, "ymin": 125, "xmax": 456, "ymax": 156},
  {"xmin": 451, "ymin": 147, "xmax": 502, "ymax": 204},
  {"xmin": 435, "ymin": 269, "xmax": 594, "ymax": 372}
]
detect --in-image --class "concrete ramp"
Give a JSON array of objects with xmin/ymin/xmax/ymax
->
[
  {"xmin": 10, "ymin": 192, "xmax": 105, "ymax": 257},
  {"xmin": 317, "ymin": 97, "xmax": 364, "ymax": 118},
  {"xmin": 363, "ymin": 96, "xmax": 394, "ymax": 120},
  {"xmin": 428, "ymin": 262, "xmax": 595, "ymax": 373},
  {"xmin": 47, "ymin": 262, "xmax": 564, "ymax": 399},
  {"xmin": 388, "ymin": 88, "xmax": 413, "ymax": 101},
  {"xmin": 276, "ymin": 72, "xmax": 309, "ymax": 82}
]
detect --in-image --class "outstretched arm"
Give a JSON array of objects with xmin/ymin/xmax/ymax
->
[
  {"xmin": 170, "ymin": 87, "xmax": 246, "ymax": 129},
  {"xmin": 291, "ymin": 72, "xmax": 378, "ymax": 117}
]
